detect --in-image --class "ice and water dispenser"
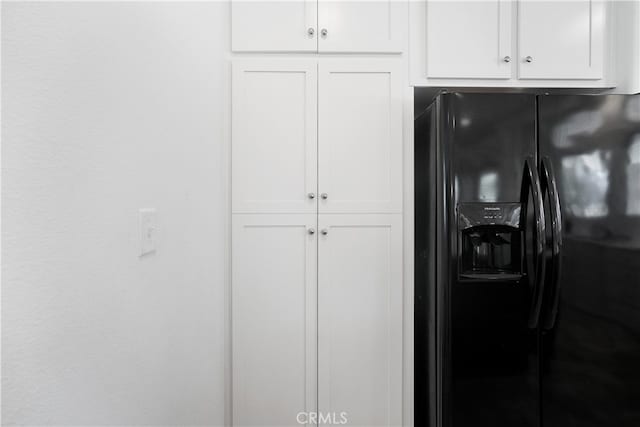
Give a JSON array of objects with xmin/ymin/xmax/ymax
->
[{"xmin": 457, "ymin": 203, "xmax": 523, "ymax": 280}]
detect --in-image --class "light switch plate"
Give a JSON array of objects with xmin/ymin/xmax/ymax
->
[{"xmin": 139, "ymin": 208, "xmax": 156, "ymax": 256}]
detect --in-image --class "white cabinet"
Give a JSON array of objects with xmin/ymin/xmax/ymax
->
[
  {"xmin": 318, "ymin": 59, "xmax": 403, "ymax": 214},
  {"xmin": 231, "ymin": 1, "xmax": 317, "ymax": 52},
  {"xmin": 317, "ymin": 0, "xmax": 406, "ymax": 53},
  {"xmin": 232, "ymin": 213, "xmax": 403, "ymax": 427},
  {"xmin": 232, "ymin": 60, "xmax": 317, "ymax": 214},
  {"xmin": 410, "ymin": 0, "xmax": 612, "ymax": 87},
  {"xmin": 517, "ymin": 0, "xmax": 605, "ymax": 80},
  {"xmin": 233, "ymin": 58, "xmax": 403, "ymax": 214},
  {"xmin": 426, "ymin": 0, "xmax": 512, "ymax": 79},
  {"xmin": 232, "ymin": 0, "xmax": 406, "ymax": 53},
  {"xmin": 609, "ymin": 0, "xmax": 640, "ymax": 94},
  {"xmin": 318, "ymin": 214, "xmax": 403, "ymax": 427},
  {"xmin": 232, "ymin": 214, "xmax": 317, "ymax": 427},
  {"xmin": 231, "ymin": 57, "xmax": 404, "ymax": 427}
]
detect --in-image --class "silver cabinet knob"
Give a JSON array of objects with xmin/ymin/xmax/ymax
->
[
  {"xmin": 503, "ymin": 55, "xmax": 511, "ymax": 63},
  {"xmin": 321, "ymin": 28, "xmax": 328, "ymax": 38},
  {"xmin": 308, "ymin": 192, "xmax": 316, "ymax": 199},
  {"xmin": 321, "ymin": 193, "xmax": 328, "ymax": 200},
  {"xmin": 525, "ymin": 56, "xmax": 533, "ymax": 63},
  {"xmin": 321, "ymin": 229, "xmax": 328, "ymax": 235},
  {"xmin": 308, "ymin": 228, "xmax": 315, "ymax": 235},
  {"xmin": 307, "ymin": 27, "xmax": 315, "ymax": 37}
]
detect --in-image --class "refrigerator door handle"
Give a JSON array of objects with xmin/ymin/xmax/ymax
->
[
  {"xmin": 521, "ymin": 156, "xmax": 546, "ymax": 329},
  {"xmin": 540, "ymin": 156, "xmax": 563, "ymax": 330}
]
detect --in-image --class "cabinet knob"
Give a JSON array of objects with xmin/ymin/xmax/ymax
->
[
  {"xmin": 321, "ymin": 229, "xmax": 328, "ymax": 235},
  {"xmin": 308, "ymin": 192, "xmax": 316, "ymax": 199},
  {"xmin": 503, "ymin": 55, "xmax": 511, "ymax": 63},
  {"xmin": 307, "ymin": 27, "xmax": 315, "ymax": 38},
  {"xmin": 308, "ymin": 228, "xmax": 316, "ymax": 235},
  {"xmin": 525, "ymin": 56, "xmax": 533, "ymax": 63},
  {"xmin": 321, "ymin": 28, "xmax": 328, "ymax": 38},
  {"xmin": 321, "ymin": 193, "xmax": 328, "ymax": 200}
]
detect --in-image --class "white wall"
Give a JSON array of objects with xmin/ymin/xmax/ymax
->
[{"xmin": 1, "ymin": 2, "xmax": 229, "ymax": 425}]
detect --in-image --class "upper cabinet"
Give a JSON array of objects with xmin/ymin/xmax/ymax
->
[
  {"xmin": 232, "ymin": 0, "xmax": 407, "ymax": 53},
  {"xmin": 426, "ymin": 0, "xmax": 512, "ymax": 79},
  {"xmin": 232, "ymin": 1, "xmax": 317, "ymax": 52},
  {"xmin": 410, "ymin": 0, "xmax": 613, "ymax": 88},
  {"xmin": 517, "ymin": 0, "xmax": 605, "ymax": 80},
  {"xmin": 609, "ymin": 0, "xmax": 640, "ymax": 94},
  {"xmin": 316, "ymin": 1, "xmax": 406, "ymax": 53}
]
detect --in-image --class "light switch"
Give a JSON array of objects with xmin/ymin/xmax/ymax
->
[{"xmin": 139, "ymin": 208, "xmax": 156, "ymax": 256}]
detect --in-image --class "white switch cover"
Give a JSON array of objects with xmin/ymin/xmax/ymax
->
[{"xmin": 139, "ymin": 208, "xmax": 156, "ymax": 256}]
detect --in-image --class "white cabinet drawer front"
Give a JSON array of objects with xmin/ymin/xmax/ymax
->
[
  {"xmin": 318, "ymin": 214, "xmax": 403, "ymax": 427},
  {"xmin": 232, "ymin": 0, "xmax": 317, "ymax": 52},
  {"xmin": 518, "ymin": 0, "xmax": 605, "ymax": 80},
  {"xmin": 426, "ymin": 0, "xmax": 512, "ymax": 79},
  {"xmin": 232, "ymin": 214, "xmax": 317, "ymax": 426},
  {"xmin": 232, "ymin": 60, "xmax": 318, "ymax": 214},
  {"xmin": 318, "ymin": 60, "xmax": 403, "ymax": 214},
  {"xmin": 317, "ymin": 0, "xmax": 406, "ymax": 53}
]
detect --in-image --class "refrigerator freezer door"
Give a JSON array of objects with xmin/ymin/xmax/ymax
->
[{"xmin": 439, "ymin": 93, "xmax": 540, "ymax": 427}]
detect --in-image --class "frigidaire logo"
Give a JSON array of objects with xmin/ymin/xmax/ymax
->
[{"xmin": 297, "ymin": 411, "xmax": 348, "ymax": 425}]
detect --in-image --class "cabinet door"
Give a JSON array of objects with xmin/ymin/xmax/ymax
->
[
  {"xmin": 232, "ymin": 0, "xmax": 317, "ymax": 52},
  {"xmin": 518, "ymin": 0, "xmax": 605, "ymax": 80},
  {"xmin": 317, "ymin": 0, "xmax": 406, "ymax": 53},
  {"xmin": 232, "ymin": 214, "xmax": 317, "ymax": 427},
  {"xmin": 318, "ymin": 59, "xmax": 402, "ymax": 214},
  {"xmin": 232, "ymin": 60, "xmax": 317, "ymax": 214},
  {"xmin": 426, "ymin": 0, "xmax": 512, "ymax": 79},
  {"xmin": 318, "ymin": 214, "xmax": 403, "ymax": 427}
]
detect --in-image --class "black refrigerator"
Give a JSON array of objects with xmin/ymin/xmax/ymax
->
[{"xmin": 415, "ymin": 91, "xmax": 640, "ymax": 427}]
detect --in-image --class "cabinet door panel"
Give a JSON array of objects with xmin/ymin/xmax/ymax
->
[
  {"xmin": 232, "ymin": 60, "xmax": 317, "ymax": 214},
  {"xmin": 426, "ymin": 0, "xmax": 512, "ymax": 79},
  {"xmin": 317, "ymin": 0, "xmax": 405, "ymax": 53},
  {"xmin": 232, "ymin": 214, "xmax": 317, "ymax": 427},
  {"xmin": 232, "ymin": 0, "xmax": 317, "ymax": 52},
  {"xmin": 318, "ymin": 214, "xmax": 403, "ymax": 427},
  {"xmin": 518, "ymin": 0, "xmax": 605, "ymax": 80},
  {"xmin": 318, "ymin": 60, "xmax": 402, "ymax": 214}
]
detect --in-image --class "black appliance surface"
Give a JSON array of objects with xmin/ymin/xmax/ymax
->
[
  {"xmin": 538, "ymin": 95, "xmax": 640, "ymax": 427},
  {"xmin": 415, "ymin": 92, "xmax": 541, "ymax": 427},
  {"xmin": 415, "ymin": 91, "xmax": 640, "ymax": 427}
]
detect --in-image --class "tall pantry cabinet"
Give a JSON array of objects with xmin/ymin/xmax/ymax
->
[{"xmin": 231, "ymin": 24, "xmax": 405, "ymax": 426}]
